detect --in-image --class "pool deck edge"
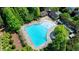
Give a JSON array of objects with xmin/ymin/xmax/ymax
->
[{"xmin": 19, "ymin": 16, "xmax": 57, "ymax": 50}]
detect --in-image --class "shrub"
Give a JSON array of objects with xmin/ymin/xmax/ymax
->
[{"xmin": 12, "ymin": 45, "xmax": 16, "ymax": 49}]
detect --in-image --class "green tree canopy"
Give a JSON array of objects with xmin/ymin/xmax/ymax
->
[
  {"xmin": 27, "ymin": 7, "xmax": 41, "ymax": 19},
  {"xmin": 0, "ymin": 32, "xmax": 13, "ymax": 51},
  {"xmin": 73, "ymin": 43, "xmax": 79, "ymax": 51},
  {"xmin": 14, "ymin": 7, "xmax": 34, "ymax": 23},
  {"xmin": 76, "ymin": 20, "xmax": 79, "ymax": 33},
  {"xmin": 54, "ymin": 25, "xmax": 69, "ymax": 38},
  {"xmin": 50, "ymin": 7, "xmax": 59, "ymax": 12},
  {"xmin": 60, "ymin": 13, "xmax": 74, "ymax": 23},
  {"xmin": 0, "ymin": 16, "xmax": 4, "ymax": 27},
  {"xmin": 53, "ymin": 25, "xmax": 69, "ymax": 50},
  {"xmin": 2, "ymin": 7, "xmax": 21, "ymax": 32},
  {"xmin": 34, "ymin": 7, "xmax": 40, "ymax": 17},
  {"xmin": 60, "ymin": 13, "xmax": 71, "ymax": 20}
]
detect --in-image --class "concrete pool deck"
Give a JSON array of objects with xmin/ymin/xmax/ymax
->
[{"xmin": 19, "ymin": 16, "xmax": 57, "ymax": 50}]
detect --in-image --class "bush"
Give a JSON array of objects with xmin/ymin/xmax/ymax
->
[
  {"xmin": 12, "ymin": 45, "xmax": 16, "ymax": 49},
  {"xmin": 9, "ymin": 40, "xmax": 14, "ymax": 44}
]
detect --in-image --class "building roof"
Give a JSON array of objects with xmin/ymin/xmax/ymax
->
[
  {"xmin": 67, "ymin": 7, "xmax": 76, "ymax": 11},
  {"xmin": 47, "ymin": 11, "xmax": 58, "ymax": 19}
]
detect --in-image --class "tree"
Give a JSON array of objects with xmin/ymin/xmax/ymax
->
[
  {"xmin": 60, "ymin": 13, "xmax": 74, "ymax": 25},
  {"xmin": 70, "ymin": 11, "xmax": 76, "ymax": 17},
  {"xmin": 72, "ymin": 35, "xmax": 79, "ymax": 51},
  {"xmin": 11, "ymin": 8, "xmax": 24, "ymax": 25},
  {"xmin": 0, "ymin": 32, "xmax": 13, "ymax": 51},
  {"xmin": 67, "ymin": 35, "xmax": 79, "ymax": 51},
  {"xmin": 2, "ymin": 7, "xmax": 21, "ymax": 32},
  {"xmin": 34, "ymin": 7, "xmax": 40, "ymax": 18},
  {"xmin": 73, "ymin": 43, "xmax": 79, "ymax": 51},
  {"xmin": 53, "ymin": 25, "xmax": 69, "ymax": 50},
  {"xmin": 20, "ymin": 46, "xmax": 33, "ymax": 51},
  {"xmin": 76, "ymin": 20, "xmax": 79, "ymax": 33},
  {"xmin": 60, "ymin": 13, "xmax": 71, "ymax": 20},
  {"xmin": 0, "ymin": 16, "xmax": 4, "ymax": 27},
  {"xmin": 54, "ymin": 25, "xmax": 69, "ymax": 37},
  {"xmin": 14, "ymin": 7, "xmax": 33, "ymax": 23},
  {"xmin": 27, "ymin": 7, "xmax": 41, "ymax": 19},
  {"xmin": 50, "ymin": 7, "xmax": 59, "ymax": 12},
  {"xmin": 59, "ymin": 7, "xmax": 70, "ymax": 13},
  {"xmin": 72, "ymin": 15, "xmax": 79, "ymax": 21}
]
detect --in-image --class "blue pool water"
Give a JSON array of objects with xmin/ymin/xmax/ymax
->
[{"xmin": 24, "ymin": 22, "xmax": 54, "ymax": 48}]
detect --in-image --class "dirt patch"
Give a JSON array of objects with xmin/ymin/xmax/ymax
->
[
  {"xmin": 0, "ymin": 28, "xmax": 4, "ymax": 36},
  {"xmin": 11, "ymin": 33, "xmax": 22, "ymax": 50}
]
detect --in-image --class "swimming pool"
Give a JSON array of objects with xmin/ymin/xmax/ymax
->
[{"xmin": 24, "ymin": 21, "xmax": 56, "ymax": 48}]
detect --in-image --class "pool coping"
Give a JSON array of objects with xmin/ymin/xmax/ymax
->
[{"xmin": 19, "ymin": 16, "xmax": 56, "ymax": 50}]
